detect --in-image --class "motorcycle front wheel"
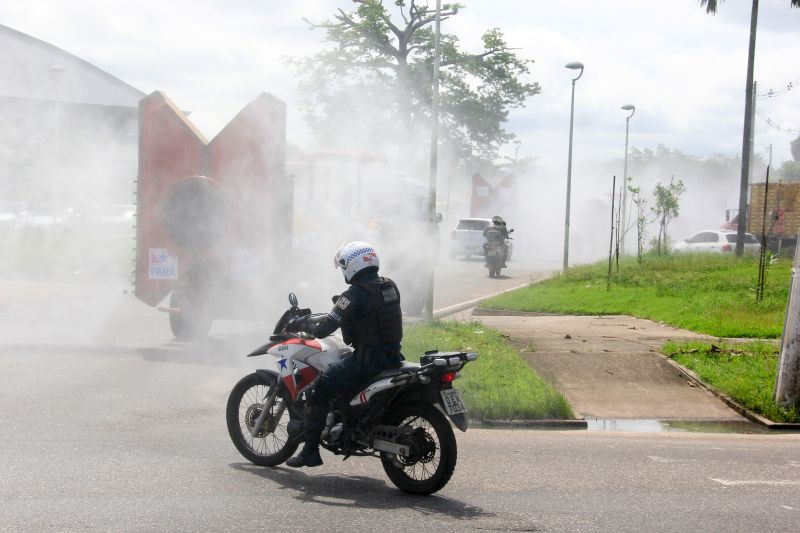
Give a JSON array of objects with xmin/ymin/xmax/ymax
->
[
  {"xmin": 226, "ymin": 372, "xmax": 299, "ymax": 467},
  {"xmin": 380, "ymin": 402, "xmax": 457, "ymax": 495}
]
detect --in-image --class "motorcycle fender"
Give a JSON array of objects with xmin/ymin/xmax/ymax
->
[
  {"xmin": 429, "ymin": 395, "xmax": 469, "ymax": 432},
  {"xmin": 255, "ymin": 369, "xmax": 279, "ymax": 382},
  {"xmin": 447, "ymin": 411, "xmax": 469, "ymax": 432}
]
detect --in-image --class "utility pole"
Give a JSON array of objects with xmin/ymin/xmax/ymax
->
[
  {"xmin": 423, "ymin": 0, "xmax": 441, "ymax": 321},
  {"xmin": 775, "ymin": 236, "xmax": 800, "ymax": 408},
  {"xmin": 734, "ymin": 0, "xmax": 759, "ymax": 257}
]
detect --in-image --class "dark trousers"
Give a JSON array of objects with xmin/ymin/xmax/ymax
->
[
  {"xmin": 304, "ymin": 349, "xmax": 403, "ymax": 445},
  {"xmin": 483, "ymin": 242, "xmax": 508, "ymax": 263}
]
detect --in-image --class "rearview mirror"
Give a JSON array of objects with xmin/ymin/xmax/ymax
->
[{"xmin": 289, "ymin": 293, "xmax": 298, "ymax": 308}]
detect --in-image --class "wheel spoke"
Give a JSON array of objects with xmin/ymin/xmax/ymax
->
[{"xmin": 235, "ymin": 382, "xmax": 291, "ymax": 456}]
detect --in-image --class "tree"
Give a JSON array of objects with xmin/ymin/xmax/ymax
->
[
  {"xmin": 791, "ymin": 134, "xmax": 800, "ymax": 162},
  {"xmin": 779, "ymin": 134, "xmax": 800, "ymax": 181},
  {"xmin": 629, "ymin": 184, "xmax": 647, "ymax": 264},
  {"xmin": 651, "ymin": 179, "xmax": 686, "ymax": 256},
  {"xmin": 700, "ymin": 0, "xmax": 800, "ymax": 256},
  {"xmin": 287, "ymin": 0, "xmax": 540, "ymax": 162}
]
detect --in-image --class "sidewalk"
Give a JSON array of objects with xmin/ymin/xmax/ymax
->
[{"xmin": 470, "ymin": 310, "xmax": 749, "ymax": 422}]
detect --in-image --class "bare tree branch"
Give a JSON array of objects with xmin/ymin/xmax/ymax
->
[
  {"xmin": 351, "ymin": 0, "xmax": 405, "ymax": 42},
  {"xmin": 440, "ymin": 47, "xmax": 515, "ymax": 68},
  {"xmin": 333, "ymin": 7, "xmax": 400, "ymax": 58}
]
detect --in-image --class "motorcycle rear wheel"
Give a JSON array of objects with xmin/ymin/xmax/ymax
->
[
  {"xmin": 380, "ymin": 402, "xmax": 457, "ymax": 495},
  {"xmin": 226, "ymin": 372, "xmax": 299, "ymax": 467}
]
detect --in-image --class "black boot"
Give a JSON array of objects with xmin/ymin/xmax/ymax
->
[{"xmin": 286, "ymin": 443, "xmax": 323, "ymax": 468}]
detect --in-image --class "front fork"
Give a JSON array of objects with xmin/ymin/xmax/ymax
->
[{"xmin": 251, "ymin": 380, "xmax": 287, "ymax": 438}]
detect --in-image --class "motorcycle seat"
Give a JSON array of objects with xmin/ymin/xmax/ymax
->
[{"xmin": 375, "ymin": 361, "xmax": 420, "ymax": 379}]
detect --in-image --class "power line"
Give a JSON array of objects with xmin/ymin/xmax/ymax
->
[
  {"xmin": 755, "ymin": 109, "xmax": 799, "ymax": 135},
  {"xmin": 756, "ymin": 77, "xmax": 800, "ymax": 100}
]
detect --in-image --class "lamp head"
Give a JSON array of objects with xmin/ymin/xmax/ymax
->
[
  {"xmin": 621, "ymin": 104, "xmax": 636, "ymax": 118},
  {"xmin": 565, "ymin": 61, "xmax": 584, "ymax": 82}
]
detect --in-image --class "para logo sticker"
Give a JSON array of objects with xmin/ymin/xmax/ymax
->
[
  {"xmin": 336, "ymin": 296, "xmax": 351, "ymax": 310},
  {"xmin": 148, "ymin": 248, "xmax": 178, "ymax": 280}
]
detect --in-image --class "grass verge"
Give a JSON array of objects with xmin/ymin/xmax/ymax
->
[
  {"xmin": 664, "ymin": 340, "xmax": 800, "ymax": 423},
  {"xmin": 403, "ymin": 320, "xmax": 575, "ymax": 421},
  {"xmin": 481, "ymin": 253, "xmax": 790, "ymax": 338},
  {"xmin": 480, "ymin": 252, "xmax": 799, "ymax": 423}
]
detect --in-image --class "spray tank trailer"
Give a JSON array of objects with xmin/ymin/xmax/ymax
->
[{"xmin": 134, "ymin": 91, "xmax": 290, "ymax": 340}]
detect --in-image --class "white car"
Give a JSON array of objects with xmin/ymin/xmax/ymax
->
[
  {"xmin": 673, "ymin": 230, "xmax": 760, "ymax": 255},
  {"xmin": 449, "ymin": 217, "xmax": 513, "ymax": 260}
]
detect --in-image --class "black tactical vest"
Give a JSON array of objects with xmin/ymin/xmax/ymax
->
[{"xmin": 350, "ymin": 276, "xmax": 403, "ymax": 349}]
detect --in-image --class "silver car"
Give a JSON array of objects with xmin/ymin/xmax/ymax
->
[
  {"xmin": 673, "ymin": 230, "xmax": 760, "ymax": 255},
  {"xmin": 449, "ymin": 217, "xmax": 513, "ymax": 260}
]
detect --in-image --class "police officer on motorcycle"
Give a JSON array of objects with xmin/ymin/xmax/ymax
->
[
  {"xmin": 483, "ymin": 215, "xmax": 510, "ymax": 268},
  {"xmin": 283, "ymin": 241, "xmax": 404, "ymax": 468}
]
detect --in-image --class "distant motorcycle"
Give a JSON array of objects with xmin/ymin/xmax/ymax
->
[
  {"xmin": 226, "ymin": 293, "xmax": 478, "ymax": 495},
  {"xmin": 484, "ymin": 229, "xmax": 513, "ymax": 278}
]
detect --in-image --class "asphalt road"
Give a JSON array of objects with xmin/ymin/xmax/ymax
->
[{"xmin": 2, "ymin": 265, "xmax": 799, "ymax": 532}]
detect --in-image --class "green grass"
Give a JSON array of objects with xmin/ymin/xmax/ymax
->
[
  {"xmin": 665, "ymin": 340, "xmax": 800, "ymax": 423},
  {"xmin": 403, "ymin": 320, "xmax": 575, "ymax": 421},
  {"xmin": 482, "ymin": 253, "xmax": 790, "ymax": 338},
  {"xmin": 0, "ymin": 228, "xmax": 134, "ymax": 281},
  {"xmin": 479, "ymin": 252, "xmax": 799, "ymax": 423}
]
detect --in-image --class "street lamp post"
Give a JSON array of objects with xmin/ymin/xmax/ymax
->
[
  {"xmin": 423, "ymin": 0, "xmax": 442, "ymax": 320},
  {"xmin": 620, "ymin": 104, "xmax": 635, "ymax": 255},
  {"xmin": 562, "ymin": 61, "xmax": 584, "ymax": 273},
  {"xmin": 50, "ymin": 64, "xmax": 66, "ymax": 201}
]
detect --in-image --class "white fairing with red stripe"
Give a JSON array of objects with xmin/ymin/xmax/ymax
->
[
  {"xmin": 350, "ymin": 376, "xmax": 404, "ymax": 406},
  {"xmin": 266, "ymin": 335, "xmax": 352, "ymax": 401},
  {"xmin": 266, "ymin": 335, "xmax": 351, "ymax": 372}
]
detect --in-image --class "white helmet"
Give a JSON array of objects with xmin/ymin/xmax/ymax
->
[{"xmin": 334, "ymin": 241, "xmax": 380, "ymax": 282}]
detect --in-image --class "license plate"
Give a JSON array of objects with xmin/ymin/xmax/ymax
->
[
  {"xmin": 487, "ymin": 250, "xmax": 497, "ymax": 256},
  {"xmin": 441, "ymin": 389, "xmax": 466, "ymax": 415}
]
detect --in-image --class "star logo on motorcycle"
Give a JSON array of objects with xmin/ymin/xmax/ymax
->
[{"xmin": 278, "ymin": 357, "xmax": 288, "ymax": 370}]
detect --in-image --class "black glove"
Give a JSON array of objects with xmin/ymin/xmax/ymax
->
[{"xmin": 284, "ymin": 315, "xmax": 307, "ymax": 333}]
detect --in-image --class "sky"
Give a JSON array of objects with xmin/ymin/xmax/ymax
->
[
  {"xmin": 3, "ymin": 0, "xmax": 799, "ymax": 169},
  {"xmin": 3, "ymin": 0, "xmax": 800, "ymax": 270}
]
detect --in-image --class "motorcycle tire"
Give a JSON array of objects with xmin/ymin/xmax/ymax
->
[
  {"xmin": 380, "ymin": 402, "xmax": 457, "ymax": 495},
  {"xmin": 226, "ymin": 372, "xmax": 299, "ymax": 467},
  {"xmin": 169, "ymin": 291, "xmax": 212, "ymax": 341}
]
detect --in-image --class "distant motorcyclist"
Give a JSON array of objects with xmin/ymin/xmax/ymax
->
[
  {"xmin": 483, "ymin": 215, "xmax": 510, "ymax": 268},
  {"xmin": 283, "ymin": 241, "xmax": 404, "ymax": 468}
]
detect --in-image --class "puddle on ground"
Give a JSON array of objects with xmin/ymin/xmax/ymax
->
[{"xmin": 586, "ymin": 419, "xmax": 769, "ymax": 434}]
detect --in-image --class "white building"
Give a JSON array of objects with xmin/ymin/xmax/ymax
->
[{"xmin": 0, "ymin": 24, "xmax": 144, "ymax": 205}]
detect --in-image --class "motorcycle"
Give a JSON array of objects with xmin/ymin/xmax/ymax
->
[
  {"xmin": 226, "ymin": 293, "xmax": 478, "ymax": 495},
  {"xmin": 484, "ymin": 229, "xmax": 513, "ymax": 278}
]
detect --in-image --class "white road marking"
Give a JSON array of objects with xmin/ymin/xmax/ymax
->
[
  {"xmin": 711, "ymin": 478, "xmax": 800, "ymax": 486},
  {"xmin": 648, "ymin": 455, "xmax": 680, "ymax": 463}
]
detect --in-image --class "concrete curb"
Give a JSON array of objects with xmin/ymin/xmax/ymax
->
[
  {"xmin": 663, "ymin": 354, "xmax": 800, "ymax": 431},
  {"xmin": 433, "ymin": 282, "xmax": 585, "ymax": 430},
  {"xmin": 472, "ymin": 307, "xmax": 557, "ymax": 317},
  {"xmin": 433, "ymin": 279, "xmax": 543, "ymax": 319},
  {"xmin": 476, "ymin": 418, "xmax": 588, "ymax": 430}
]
